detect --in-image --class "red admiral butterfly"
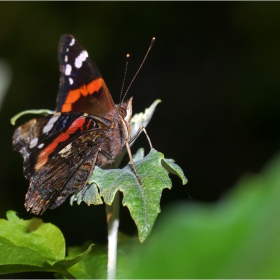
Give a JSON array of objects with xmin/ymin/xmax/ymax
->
[{"xmin": 13, "ymin": 34, "xmax": 154, "ymax": 215}]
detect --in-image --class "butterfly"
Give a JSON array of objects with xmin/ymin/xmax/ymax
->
[{"xmin": 13, "ymin": 34, "xmax": 153, "ymax": 215}]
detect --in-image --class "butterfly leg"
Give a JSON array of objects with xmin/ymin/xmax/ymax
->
[
  {"xmin": 125, "ymin": 139, "xmax": 142, "ymax": 185},
  {"xmin": 130, "ymin": 126, "xmax": 153, "ymax": 149},
  {"xmin": 119, "ymin": 117, "xmax": 142, "ymax": 184}
]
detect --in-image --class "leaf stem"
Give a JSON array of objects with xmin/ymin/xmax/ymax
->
[{"xmin": 106, "ymin": 191, "xmax": 120, "ymax": 279}]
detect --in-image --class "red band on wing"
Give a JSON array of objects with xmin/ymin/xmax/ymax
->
[
  {"xmin": 61, "ymin": 78, "xmax": 103, "ymax": 112},
  {"xmin": 35, "ymin": 117, "xmax": 86, "ymax": 170}
]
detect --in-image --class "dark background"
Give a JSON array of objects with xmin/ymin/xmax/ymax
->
[{"xmin": 1, "ymin": 2, "xmax": 280, "ymax": 277}]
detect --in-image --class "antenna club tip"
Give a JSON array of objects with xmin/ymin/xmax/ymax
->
[
  {"xmin": 126, "ymin": 53, "xmax": 130, "ymax": 58},
  {"xmin": 150, "ymin": 37, "xmax": 156, "ymax": 47}
]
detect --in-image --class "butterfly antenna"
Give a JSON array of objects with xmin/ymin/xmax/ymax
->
[
  {"xmin": 122, "ymin": 37, "xmax": 155, "ymax": 102},
  {"xmin": 120, "ymin": 54, "xmax": 130, "ymax": 102}
]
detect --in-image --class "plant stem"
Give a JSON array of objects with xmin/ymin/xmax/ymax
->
[
  {"xmin": 63, "ymin": 270, "xmax": 76, "ymax": 279},
  {"xmin": 106, "ymin": 191, "xmax": 120, "ymax": 279}
]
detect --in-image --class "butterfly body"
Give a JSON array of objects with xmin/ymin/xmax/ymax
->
[{"xmin": 13, "ymin": 35, "xmax": 133, "ymax": 215}]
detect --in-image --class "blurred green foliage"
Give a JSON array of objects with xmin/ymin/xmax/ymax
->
[
  {"xmin": 0, "ymin": 211, "xmax": 93, "ymax": 278},
  {"xmin": 127, "ymin": 151, "xmax": 280, "ymax": 278}
]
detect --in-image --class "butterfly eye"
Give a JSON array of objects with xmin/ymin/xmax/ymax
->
[{"xmin": 118, "ymin": 106, "xmax": 126, "ymax": 118}]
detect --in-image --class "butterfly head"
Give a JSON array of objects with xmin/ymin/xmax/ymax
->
[
  {"xmin": 117, "ymin": 96, "xmax": 133, "ymax": 123},
  {"xmin": 116, "ymin": 96, "xmax": 133, "ymax": 144}
]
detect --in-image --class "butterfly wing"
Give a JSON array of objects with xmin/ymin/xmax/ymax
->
[
  {"xmin": 25, "ymin": 130, "xmax": 100, "ymax": 215},
  {"xmin": 57, "ymin": 34, "xmax": 115, "ymax": 116},
  {"xmin": 13, "ymin": 113, "xmax": 111, "ymax": 214}
]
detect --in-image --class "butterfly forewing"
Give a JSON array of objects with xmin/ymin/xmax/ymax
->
[{"xmin": 57, "ymin": 35, "xmax": 115, "ymax": 116}]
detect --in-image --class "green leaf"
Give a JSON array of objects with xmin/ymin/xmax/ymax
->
[
  {"xmin": 10, "ymin": 109, "xmax": 54, "ymax": 125},
  {"xmin": 73, "ymin": 149, "xmax": 187, "ymax": 242},
  {"xmin": 0, "ymin": 211, "xmax": 93, "ymax": 277},
  {"xmin": 162, "ymin": 158, "xmax": 188, "ymax": 185},
  {"xmin": 53, "ymin": 244, "xmax": 93, "ymax": 278},
  {"xmin": 70, "ymin": 182, "xmax": 103, "ymax": 206},
  {"xmin": 126, "ymin": 151, "xmax": 280, "ymax": 278},
  {"xmin": 0, "ymin": 210, "xmax": 65, "ymax": 260},
  {"xmin": 57, "ymin": 241, "xmax": 107, "ymax": 279}
]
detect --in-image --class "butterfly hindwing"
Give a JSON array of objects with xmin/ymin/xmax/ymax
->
[
  {"xmin": 25, "ymin": 130, "xmax": 101, "ymax": 214},
  {"xmin": 57, "ymin": 34, "xmax": 115, "ymax": 116}
]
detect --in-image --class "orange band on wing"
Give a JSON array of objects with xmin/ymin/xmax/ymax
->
[
  {"xmin": 35, "ymin": 117, "xmax": 86, "ymax": 170},
  {"xmin": 65, "ymin": 117, "xmax": 86, "ymax": 134},
  {"xmin": 61, "ymin": 78, "xmax": 103, "ymax": 112}
]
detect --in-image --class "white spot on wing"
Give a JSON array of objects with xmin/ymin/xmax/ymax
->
[
  {"xmin": 65, "ymin": 64, "xmax": 72, "ymax": 76},
  {"xmin": 69, "ymin": 38, "xmax": 75, "ymax": 46},
  {"xmin": 66, "ymin": 48, "xmax": 69, "ymax": 52},
  {"xmin": 38, "ymin": 143, "xmax": 44, "ymax": 149},
  {"xmin": 29, "ymin": 137, "xmax": 38, "ymax": 149},
  {"xmin": 69, "ymin": 77, "xmax": 74, "ymax": 85},
  {"xmin": 64, "ymin": 55, "xmax": 68, "ymax": 62},
  {"xmin": 58, "ymin": 143, "xmax": 72, "ymax": 157},
  {"xmin": 42, "ymin": 114, "xmax": 61, "ymax": 134},
  {"xmin": 75, "ymin": 50, "xmax": 88, "ymax": 68}
]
